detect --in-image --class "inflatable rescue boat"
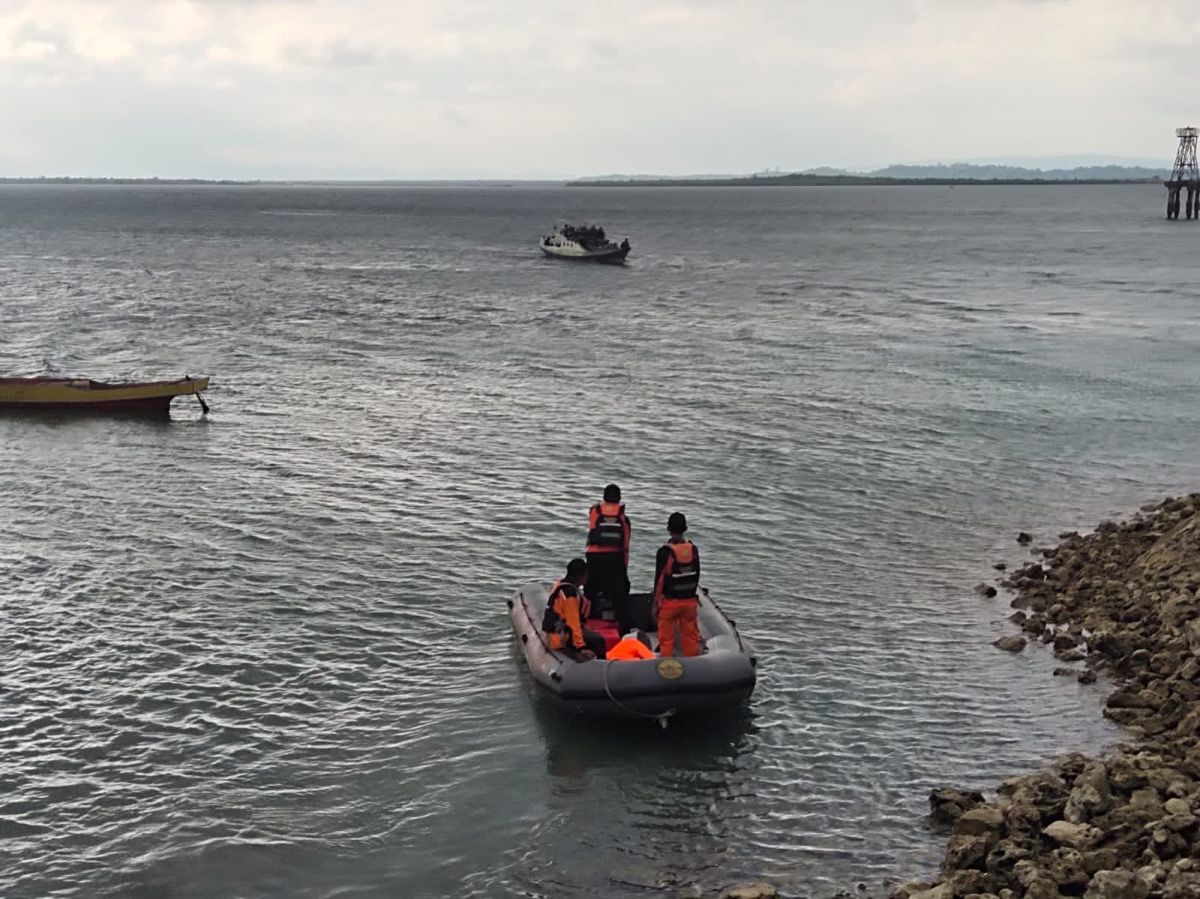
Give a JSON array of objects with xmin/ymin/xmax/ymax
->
[{"xmin": 508, "ymin": 586, "xmax": 757, "ymax": 723}]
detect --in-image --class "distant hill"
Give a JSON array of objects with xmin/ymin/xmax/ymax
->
[
  {"xmin": 575, "ymin": 173, "xmax": 744, "ymax": 182},
  {"xmin": 571, "ymin": 162, "xmax": 1168, "ymax": 187},
  {"xmin": 865, "ymin": 163, "xmax": 1167, "ymax": 181}
]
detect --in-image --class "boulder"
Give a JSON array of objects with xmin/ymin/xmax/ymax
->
[
  {"xmin": 1064, "ymin": 764, "xmax": 1112, "ymax": 823},
  {"xmin": 1043, "ymin": 820, "xmax": 1103, "ymax": 850},
  {"xmin": 1043, "ymin": 847, "xmax": 1090, "ymax": 890},
  {"xmin": 1023, "ymin": 878, "xmax": 1065, "ymax": 899},
  {"xmin": 946, "ymin": 869, "xmax": 989, "ymax": 896},
  {"xmin": 1158, "ymin": 806, "xmax": 1196, "ymax": 832},
  {"xmin": 994, "ymin": 636, "xmax": 1027, "ymax": 653},
  {"xmin": 930, "ymin": 787, "xmax": 986, "ymax": 826},
  {"xmin": 998, "ymin": 773, "xmax": 1069, "ymax": 822},
  {"xmin": 944, "ymin": 832, "xmax": 997, "ymax": 871},
  {"xmin": 1162, "ymin": 866, "xmax": 1200, "ymax": 899},
  {"xmin": 1082, "ymin": 869, "xmax": 1149, "ymax": 899},
  {"xmin": 1106, "ymin": 757, "xmax": 1149, "ymax": 792},
  {"xmin": 720, "ymin": 884, "xmax": 778, "ymax": 899},
  {"xmin": 1081, "ymin": 849, "xmax": 1121, "ymax": 875},
  {"xmin": 888, "ymin": 882, "xmax": 932, "ymax": 899},
  {"xmin": 954, "ymin": 807, "xmax": 1005, "ymax": 838},
  {"xmin": 906, "ymin": 885, "xmax": 954, "ymax": 899}
]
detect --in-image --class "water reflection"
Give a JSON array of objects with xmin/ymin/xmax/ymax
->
[{"xmin": 504, "ymin": 693, "xmax": 760, "ymax": 897}]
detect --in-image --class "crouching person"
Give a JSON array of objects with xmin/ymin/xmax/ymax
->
[{"xmin": 543, "ymin": 558, "xmax": 607, "ymax": 661}]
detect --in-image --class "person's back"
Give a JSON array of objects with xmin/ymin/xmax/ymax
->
[
  {"xmin": 585, "ymin": 483, "xmax": 633, "ymax": 633},
  {"xmin": 654, "ymin": 512, "xmax": 702, "ymax": 657},
  {"xmin": 542, "ymin": 558, "xmax": 607, "ymax": 661}
]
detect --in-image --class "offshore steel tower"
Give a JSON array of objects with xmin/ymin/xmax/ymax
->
[{"xmin": 1166, "ymin": 126, "xmax": 1200, "ymax": 220}]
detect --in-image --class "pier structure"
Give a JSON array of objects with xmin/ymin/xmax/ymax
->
[{"xmin": 1166, "ymin": 126, "xmax": 1200, "ymax": 220}]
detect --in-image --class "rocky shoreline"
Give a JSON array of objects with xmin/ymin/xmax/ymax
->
[
  {"xmin": 720, "ymin": 495, "xmax": 1200, "ymax": 899},
  {"xmin": 887, "ymin": 494, "xmax": 1200, "ymax": 899}
]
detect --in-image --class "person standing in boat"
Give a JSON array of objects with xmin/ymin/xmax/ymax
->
[
  {"xmin": 585, "ymin": 483, "xmax": 632, "ymax": 633},
  {"xmin": 542, "ymin": 558, "xmax": 606, "ymax": 661},
  {"xmin": 654, "ymin": 512, "xmax": 702, "ymax": 657}
]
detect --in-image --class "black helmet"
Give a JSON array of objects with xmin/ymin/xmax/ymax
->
[
  {"xmin": 667, "ymin": 512, "xmax": 687, "ymax": 533},
  {"xmin": 603, "ymin": 483, "xmax": 621, "ymax": 502},
  {"xmin": 566, "ymin": 558, "xmax": 588, "ymax": 579}
]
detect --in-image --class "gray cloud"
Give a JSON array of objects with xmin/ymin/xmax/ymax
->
[{"xmin": 0, "ymin": 0, "xmax": 1195, "ymax": 178}]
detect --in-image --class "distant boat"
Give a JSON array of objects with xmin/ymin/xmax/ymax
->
[
  {"xmin": 540, "ymin": 224, "xmax": 631, "ymax": 264},
  {"xmin": 0, "ymin": 375, "xmax": 210, "ymax": 415}
]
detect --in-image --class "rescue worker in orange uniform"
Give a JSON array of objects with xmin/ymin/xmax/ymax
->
[
  {"xmin": 542, "ymin": 558, "xmax": 607, "ymax": 661},
  {"xmin": 585, "ymin": 483, "xmax": 633, "ymax": 634},
  {"xmin": 654, "ymin": 512, "xmax": 703, "ymax": 657}
]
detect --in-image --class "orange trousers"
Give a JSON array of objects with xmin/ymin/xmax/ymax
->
[{"xmin": 657, "ymin": 598, "xmax": 701, "ymax": 657}]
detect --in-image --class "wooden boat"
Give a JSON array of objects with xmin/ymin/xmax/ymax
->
[{"xmin": 0, "ymin": 376, "xmax": 210, "ymax": 415}]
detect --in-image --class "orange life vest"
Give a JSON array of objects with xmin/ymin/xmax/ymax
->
[
  {"xmin": 587, "ymin": 502, "xmax": 628, "ymax": 554},
  {"xmin": 608, "ymin": 635, "xmax": 656, "ymax": 661},
  {"xmin": 541, "ymin": 579, "xmax": 590, "ymax": 638},
  {"xmin": 658, "ymin": 541, "xmax": 700, "ymax": 601}
]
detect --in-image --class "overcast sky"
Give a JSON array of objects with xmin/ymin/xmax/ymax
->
[{"xmin": 0, "ymin": 0, "xmax": 1194, "ymax": 179}]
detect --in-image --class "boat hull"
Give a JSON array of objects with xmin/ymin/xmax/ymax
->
[
  {"xmin": 0, "ymin": 377, "xmax": 210, "ymax": 416},
  {"xmin": 540, "ymin": 245, "xmax": 630, "ymax": 264},
  {"xmin": 508, "ymin": 583, "xmax": 756, "ymax": 720}
]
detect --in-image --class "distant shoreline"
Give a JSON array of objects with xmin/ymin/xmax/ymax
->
[
  {"xmin": 0, "ymin": 175, "xmax": 1165, "ymax": 188},
  {"xmin": 567, "ymin": 174, "xmax": 1162, "ymax": 187},
  {"xmin": 0, "ymin": 177, "xmax": 558, "ymax": 187}
]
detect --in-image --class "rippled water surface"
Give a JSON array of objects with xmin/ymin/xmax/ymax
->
[{"xmin": 2, "ymin": 184, "xmax": 1200, "ymax": 898}]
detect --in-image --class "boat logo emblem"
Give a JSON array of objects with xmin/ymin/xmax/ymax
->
[{"xmin": 656, "ymin": 659, "xmax": 684, "ymax": 680}]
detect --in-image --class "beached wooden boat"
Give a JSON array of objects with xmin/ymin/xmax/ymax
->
[{"xmin": 0, "ymin": 376, "xmax": 210, "ymax": 415}]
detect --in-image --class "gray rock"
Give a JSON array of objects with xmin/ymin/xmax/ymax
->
[
  {"xmin": 998, "ymin": 773, "xmax": 1070, "ymax": 821},
  {"xmin": 1083, "ymin": 869, "xmax": 1149, "ymax": 899},
  {"xmin": 1024, "ymin": 878, "xmax": 1065, "ymax": 899},
  {"xmin": 994, "ymin": 635, "xmax": 1027, "ymax": 653},
  {"xmin": 1043, "ymin": 820, "xmax": 1103, "ymax": 850},
  {"xmin": 906, "ymin": 885, "xmax": 954, "ymax": 899},
  {"xmin": 1044, "ymin": 847, "xmax": 1090, "ymax": 889},
  {"xmin": 888, "ymin": 882, "xmax": 931, "ymax": 899},
  {"xmin": 720, "ymin": 884, "xmax": 778, "ymax": 899},
  {"xmin": 930, "ymin": 787, "xmax": 985, "ymax": 826},
  {"xmin": 944, "ymin": 832, "xmax": 997, "ymax": 871},
  {"xmin": 1162, "ymin": 797, "xmax": 1191, "ymax": 816},
  {"xmin": 954, "ymin": 806, "xmax": 1005, "ymax": 838},
  {"xmin": 1064, "ymin": 765, "xmax": 1112, "ymax": 823}
]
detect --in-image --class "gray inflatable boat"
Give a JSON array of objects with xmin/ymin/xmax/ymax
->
[{"xmin": 508, "ymin": 585, "xmax": 757, "ymax": 724}]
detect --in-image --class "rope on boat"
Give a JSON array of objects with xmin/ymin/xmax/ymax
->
[{"xmin": 601, "ymin": 659, "xmax": 676, "ymax": 729}]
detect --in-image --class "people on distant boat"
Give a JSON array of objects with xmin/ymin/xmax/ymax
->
[
  {"xmin": 654, "ymin": 512, "xmax": 702, "ymax": 657},
  {"xmin": 542, "ymin": 558, "xmax": 606, "ymax": 661},
  {"xmin": 586, "ymin": 483, "xmax": 632, "ymax": 634}
]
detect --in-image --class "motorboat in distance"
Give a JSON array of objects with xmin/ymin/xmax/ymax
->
[
  {"xmin": 540, "ymin": 224, "xmax": 631, "ymax": 263},
  {"xmin": 0, "ymin": 375, "xmax": 210, "ymax": 415}
]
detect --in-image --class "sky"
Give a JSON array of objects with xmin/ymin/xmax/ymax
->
[{"xmin": 0, "ymin": 0, "xmax": 1195, "ymax": 180}]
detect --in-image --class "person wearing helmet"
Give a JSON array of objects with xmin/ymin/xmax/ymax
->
[
  {"xmin": 585, "ymin": 483, "xmax": 633, "ymax": 633},
  {"xmin": 654, "ymin": 512, "xmax": 702, "ymax": 657},
  {"xmin": 542, "ymin": 558, "xmax": 606, "ymax": 661}
]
